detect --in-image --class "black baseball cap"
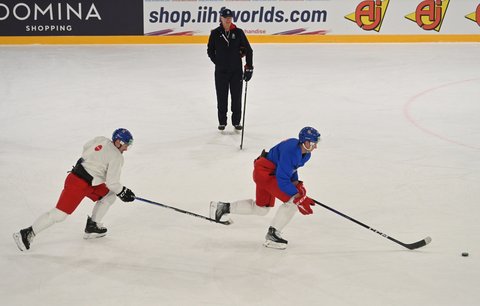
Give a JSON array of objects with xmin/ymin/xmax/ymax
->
[{"xmin": 221, "ymin": 8, "xmax": 233, "ymax": 18}]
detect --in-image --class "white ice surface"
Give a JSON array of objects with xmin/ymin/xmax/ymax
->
[{"xmin": 1, "ymin": 43, "xmax": 479, "ymax": 306}]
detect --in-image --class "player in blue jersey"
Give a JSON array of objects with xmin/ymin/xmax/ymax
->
[{"xmin": 210, "ymin": 127, "xmax": 320, "ymax": 249}]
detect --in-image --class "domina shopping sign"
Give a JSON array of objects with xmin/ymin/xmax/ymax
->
[{"xmin": 0, "ymin": 0, "xmax": 143, "ymax": 36}]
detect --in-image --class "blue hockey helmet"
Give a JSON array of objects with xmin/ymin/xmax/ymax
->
[
  {"xmin": 112, "ymin": 128, "xmax": 133, "ymax": 146},
  {"xmin": 299, "ymin": 127, "xmax": 320, "ymax": 143}
]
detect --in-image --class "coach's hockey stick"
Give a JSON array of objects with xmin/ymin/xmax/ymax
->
[
  {"xmin": 313, "ymin": 199, "xmax": 431, "ymax": 250},
  {"xmin": 240, "ymin": 81, "xmax": 248, "ymax": 150},
  {"xmin": 135, "ymin": 197, "xmax": 232, "ymax": 225}
]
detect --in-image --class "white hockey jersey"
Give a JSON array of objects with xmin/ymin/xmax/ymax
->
[{"xmin": 80, "ymin": 136, "xmax": 124, "ymax": 194}]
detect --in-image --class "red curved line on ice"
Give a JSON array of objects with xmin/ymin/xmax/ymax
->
[{"xmin": 403, "ymin": 78, "xmax": 480, "ymax": 150}]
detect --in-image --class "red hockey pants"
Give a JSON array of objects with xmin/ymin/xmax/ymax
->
[
  {"xmin": 55, "ymin": 173, "xmax": 110, "ymax": 214},
  {"xmin": 253, "ymin": 157, "xmax": 292, "ymax": 207}
]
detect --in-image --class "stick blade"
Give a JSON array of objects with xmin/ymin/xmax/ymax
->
[{"xmin": 405, "ymin": 236, "xmax": 432, "ymax": 250}]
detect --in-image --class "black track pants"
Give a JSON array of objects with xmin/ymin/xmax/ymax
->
[{"xmin": 215, "ymin": 69, "xmax": 243, "ymax": 126}]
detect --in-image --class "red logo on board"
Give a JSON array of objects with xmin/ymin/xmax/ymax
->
[
  {"xmin": 465, "ymin": 4, "xmax": 480, "ymax": 26},
  {"xmin": 345, "ymin": 0, "xmax": 390, "ymax": 32},
  {"xmin": 405, "ymin": 0, "xmax": 450, "ymax": 32},
  {"xmin": 95, "ymin": 145, "xmax": 103, "ymax": 151}
]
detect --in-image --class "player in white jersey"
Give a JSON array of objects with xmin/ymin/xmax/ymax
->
[{"xmin": 13, "ymin": 128, "xmax": 136, "ymax": 251}]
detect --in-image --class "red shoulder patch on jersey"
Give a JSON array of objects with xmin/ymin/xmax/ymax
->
[{"xmin": 95, "ymin": 145, "xmax": 103, "ymax": 151}]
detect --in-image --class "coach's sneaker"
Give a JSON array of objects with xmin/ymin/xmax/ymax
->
[
  {"xmin": 84, "ymin": 216, "xmax": 107, "ymax": 239},
  {"xmin": 263, "ymin": 226, "xmax": 288, "ymax": 250},
  {"xmin": 209, "ymin": 201, "xmax": 230, "ymax": 221},
  {"xmin": 13, "ymin": 226, "xmax": 35, "ymax": 251}
]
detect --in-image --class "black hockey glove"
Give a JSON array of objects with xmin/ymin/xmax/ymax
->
[
  {"xmin": 117, "ymin": 187, "xmax": 135, "ymax": 202},
  {"xmin": 243, "ymin": 66, "xmax": 253, "ymax": 82}
]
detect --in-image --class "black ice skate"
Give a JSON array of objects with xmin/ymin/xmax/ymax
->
[
  {"xmin": 263, "ymin": 226, "xmax": 288, "ymax": 250},
  {"xmin": 13, "ymin": 226, "xmax": 35, "ymax": 251},
  {"xmin": 84, "ymin": 216, "xmax": 107, "ymax": 239},
  {"xmin": 209, "ymin": 201, "xmax": 230, "ymax": 221}
]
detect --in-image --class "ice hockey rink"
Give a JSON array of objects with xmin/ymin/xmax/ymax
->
[{"xmin": 1, "ymin": 42, "xmax": 479, "ymax": 306}]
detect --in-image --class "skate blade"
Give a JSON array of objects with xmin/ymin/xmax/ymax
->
[
  {"xmin": 83, "ymin": 232, "xmax": 107, "ymax": 240},
  {"xmin": 222, "ymin": 218, "xmax": 234, "ymax": 225},
  {"xmin": 263, "ymin": 240, "xmax": 287, "ymax": 250},
  {"xmin": 13, "ymin": 232, "xmax": 26, "ymax": 251}
]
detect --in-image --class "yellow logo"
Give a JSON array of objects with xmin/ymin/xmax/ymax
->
[
  {"xmin": 465, "ymin": 4, "xmax": 480, "ymax": 26},
  {"xmin": 405, "ymin": 0, "xmax": 450, "ymax": 32},
  {"xmin": 345, "ymin": 0, "xmax": 390, "ymax": 32}
]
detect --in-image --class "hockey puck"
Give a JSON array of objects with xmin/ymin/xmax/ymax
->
[{"xmin": 461, "ymin": 252, "xmax": 469, "ymax": 257}]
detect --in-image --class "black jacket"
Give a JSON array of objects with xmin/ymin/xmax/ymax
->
[{"xmin": 207, "ymin": 24, "xmax": 253, "ymax": 71}]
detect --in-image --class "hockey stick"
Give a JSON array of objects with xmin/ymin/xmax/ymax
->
[
  {"xmin": 240, "ymin": 81, "xmax": 248, "ymax": 150},
  {"xmin": 135, "ymin": 197, "xmax": 231, "ymax": 225},
  {"xmin": 313, "ymin": 199, "xmax": 431, "ymax": 250}
]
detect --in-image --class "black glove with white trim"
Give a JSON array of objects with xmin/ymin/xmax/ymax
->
[
  {"xmin": 117, "ymin": 186, "xmax": 135, "ymax": 202},
  {"xmin": 243, "ymin": 66, "xmax": 253, "ymax": 82}
]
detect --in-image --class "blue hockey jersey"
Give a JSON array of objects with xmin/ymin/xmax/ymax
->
[{"xmin": 266, "ymin": 138, "xmax": 311, "ymax": 197}]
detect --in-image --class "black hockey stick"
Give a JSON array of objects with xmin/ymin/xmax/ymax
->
[
  {"xmin": 135, "ymin": 197, "xmax": 231, "ymax": 225},
  {"xmin": 240, "ymin": 81, "xmax": 248, "ymax": 150},
  {"xmin": 313, "ymin": 199, "xmax": 431, "ymax": 250}
]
